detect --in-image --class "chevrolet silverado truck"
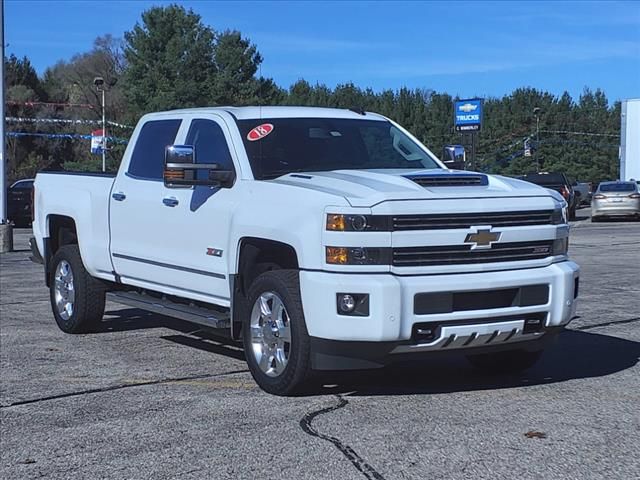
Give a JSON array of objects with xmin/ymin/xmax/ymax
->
[{"xmin": 31, "ymin": 107, "xmax": 580, "ymax": 395}]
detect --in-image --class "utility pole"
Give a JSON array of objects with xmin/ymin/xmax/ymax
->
[
  {"xmin": 0, "ymin": 0, "xmax": 13, "ymax": 253},
  {"xmin": 533, "ymin": 107, "xmax": 541, "ymax": 172},
  {"xmin": 94, "ymin": 77, "xmax": 106, "ymax": 172},
  {"xmin": 101, "ymin": 87, "xmax": 106, "ymax": 172}
]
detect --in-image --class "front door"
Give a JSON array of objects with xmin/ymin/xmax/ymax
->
[{"xmin": 109, "ymin": 115, "xmax": 238, "ymax": 306}]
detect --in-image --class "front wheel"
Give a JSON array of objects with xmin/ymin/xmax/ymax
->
[
  {"xmin": 49, "ymin": 245, "xmax": 106, "ymax": 333},
  {"xmin": 466, "ymin": 349, "xmax": 543, "ymax": 374},
  {"xmin": 242, "ymin": 270, "xmax": 311, "ymax": 395}
]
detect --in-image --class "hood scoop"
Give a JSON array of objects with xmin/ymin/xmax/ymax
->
[{"xmin": 404, "ymin": 173, "xmax": 488, "ymax": 187}]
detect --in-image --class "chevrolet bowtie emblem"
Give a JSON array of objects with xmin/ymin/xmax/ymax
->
[{"xmin": 464, "ymin": 229, "xmax": 501, "ymax": 249}]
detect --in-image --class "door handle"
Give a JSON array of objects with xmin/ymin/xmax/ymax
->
[
  {"xmin": 162, "ymin": 197, "xmax": 179, "ymax": 207},
  {"xmin": 112, "ymin": 192, "xmax": 126, "ymax": 201}
]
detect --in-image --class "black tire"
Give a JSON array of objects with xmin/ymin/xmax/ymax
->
[
  {"xmin": 242, "ymin": 270, "xmax": 311, "ymax": 395},
  {"xmin": 569, "ymin": 206, "xmax": 576, "ymax": 220},
  {"xmin": 591, "ymin": 216, "xmax": 600, "ymax": 223},
  {"xmin": 466, "ymin": 349, "xmax": 543, "ymax": 374},
  {"xmin": 49, "ymin": 245, "xmax": 106, "ymax": 334}
]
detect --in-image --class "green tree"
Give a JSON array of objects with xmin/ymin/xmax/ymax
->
[
  {"xmin": 5, "ymin": 54, "xmax": 45, "ymax": 99},
  {"xmin": 123, "ymin": 4, "xmax": 217, "ymax": 117},
  {"xmin": 212, "ymin": 30, "xmax": 263, "ymax": 105}
]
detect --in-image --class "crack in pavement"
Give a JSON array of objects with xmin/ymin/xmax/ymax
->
[
  {"xmin": 0, "ymin": 369, "xmax": 249, "ymax": 408},
  {"xmin": 575, "ymin": 317, "xmax": 640, "ymax": 331},
  {"xmin": 300, "ymin": 395, "xmax": 385, "ymax": 480}
]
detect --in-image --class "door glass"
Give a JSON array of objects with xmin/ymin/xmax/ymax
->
[
  {"xmin": 128, "ymin": 119, "xmax": 182, "ymax": 180},
  {"xmin": 186, "ymin": 119, "xmax": 234, "ymax": 170}
]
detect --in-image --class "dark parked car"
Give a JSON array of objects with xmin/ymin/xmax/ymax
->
[
  {"xmin": 522, "ymin": 172, "xmax": 578, "ymax": 219},
  {"xmin": 7, "ymin": 178, "xmax": 34, "ymax": 227}
]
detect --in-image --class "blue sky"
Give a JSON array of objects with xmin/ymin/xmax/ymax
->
[{"xmin": 5, "ymin": 0, "xmax": 640, "ymax": 102}]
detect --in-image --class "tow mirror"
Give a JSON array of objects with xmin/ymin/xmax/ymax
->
[{"xmin": 164, "ymin": 145, "xmax": 235, "ymax": 189}]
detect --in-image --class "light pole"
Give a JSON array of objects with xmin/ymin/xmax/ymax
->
[
  {"xmin": 0, "ymin": 0, "xmax": 12, "ymax": 253},
  {"xmin": 93, "ymin": 77, "xmax": 106, "ymax": 172},
  {"xmin": 533, "ymin": 107, "xmax": 541, "ymax": 172}
]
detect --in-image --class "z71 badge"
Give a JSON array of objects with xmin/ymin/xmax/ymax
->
[{"xmin": 206, "ymin": 248, "xmax": 223, "ymax": 257}]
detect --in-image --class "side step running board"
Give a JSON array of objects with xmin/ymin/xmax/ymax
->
[{"xmin": 107, "ymin": 291, "xmax": 230, "ymax": 329}]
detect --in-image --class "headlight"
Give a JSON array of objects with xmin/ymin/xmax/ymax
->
[
  {"xmin": 326, "ymin": 214, "xmax": 391, "ymax": 232},
  {"xmin": 326, "ymin": 246, "xmax": 391, "ymax": 265},
  {"xmin": 551, "ymin": 206, "xmax": 567, "ymax": 225},
  {"xmin": 552, "ymin": 237, "xmax": 569, "ymax": 256}
]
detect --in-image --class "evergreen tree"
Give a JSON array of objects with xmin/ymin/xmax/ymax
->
[{"xmin": 123, "ymin": 4, "xmax": 217, "ymax": 116}]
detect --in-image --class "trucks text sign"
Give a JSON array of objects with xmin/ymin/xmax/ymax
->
[{"xmin": 454, "ymin": 99, "xmax": 483, "ymax": 132}]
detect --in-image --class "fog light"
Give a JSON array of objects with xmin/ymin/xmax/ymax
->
[
  {"xmin": 338, "ymin": 294, "xmax": 356, "ymax": 313},
  {"xmin": 336, "ymin": 293, "xmax": 370, "ymax": 316}
]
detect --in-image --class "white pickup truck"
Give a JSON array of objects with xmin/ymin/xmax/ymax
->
[{"xmin": 32, "ymin": 106, "xmax": 580, "ymax": 395}]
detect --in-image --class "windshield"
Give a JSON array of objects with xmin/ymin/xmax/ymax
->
[
  {"xmin": 237, "ymin": 118, "xmax": 441, "ymax": 180},
  {"xmin": 599, "ymin": 183, "xmax": 636, "ymax": 192}
]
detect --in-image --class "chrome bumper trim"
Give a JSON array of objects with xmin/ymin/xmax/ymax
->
[{"xmin": 391, "ymin": 319, "xmax": 544, "ymax": 354}]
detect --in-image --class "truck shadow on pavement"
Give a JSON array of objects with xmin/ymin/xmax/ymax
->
[
  {"xmin": 315, "ymin": 329, "xmax": 640, "ymax": 396},
  {"xmin": 98, "ymin": 307, "xmax": 246, "ymax": 361},
  {"xmin": 97, "ymin": 308, "xmax": 639, "ymax": 396}
]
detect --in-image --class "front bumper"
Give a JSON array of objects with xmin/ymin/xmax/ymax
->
[{"xmin": 300, "ymin": 261, "xmax": 579, "ymax": 368}]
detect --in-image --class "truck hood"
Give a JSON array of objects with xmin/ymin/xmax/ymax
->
[{"xmin": 271, "ymin": 169, "xmax": 555, "ymax": 207}]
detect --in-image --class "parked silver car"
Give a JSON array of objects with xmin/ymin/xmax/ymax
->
[{"xmin": 591, "ymin": 181, "xmax": 640, "ymax": 221}]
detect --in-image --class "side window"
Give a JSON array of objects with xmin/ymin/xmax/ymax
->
[
  {"xmin": 185, "ymin": 119, "xmax": 235, "ymax": 171},
  {"xmin": 128, "ymin": 119, "xmax": 181, "ymax": 180}
]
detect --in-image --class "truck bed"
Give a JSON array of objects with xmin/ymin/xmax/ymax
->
[{"xmin": 33, "ymin": 171, "xmax": 117, "ymax": 282}]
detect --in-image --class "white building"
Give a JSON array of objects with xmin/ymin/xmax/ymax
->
[{"xmin": 620, "ymin": 98, "xmax": 640, "ymax": 181}]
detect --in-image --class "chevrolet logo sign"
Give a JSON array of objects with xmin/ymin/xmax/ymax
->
[
  {"xmin": 458, "ymin": 103, "xmax": 478, "ymax": 113},
  {"xmin": 464, "ymin": 228, "xmax": 501, "ymax": 249}
]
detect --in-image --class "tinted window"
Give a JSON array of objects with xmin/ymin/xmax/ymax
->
[
  {"xmin": 185, "ymin": 119, "xmax": 234, "ymax": 170},
  {"xmin": 11, "ymin": 180, "xmax": 34, "ymax": 190},
  {"xmin": 128, "ymin": 119, "xmax": 181, "ymax": 180},
  {"xmin": 599, "ymin": 183, "xmax": 636, "ymax": 192},
  {"xmin": 522, "ymin": 173, "xmax": 566, "ymax": 186},
  {"xmin": 237, "ymin": 118, "xmax": 440, "ymax": 180}
]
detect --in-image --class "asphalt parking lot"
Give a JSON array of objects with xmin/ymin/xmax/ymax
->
[{"xmin": 1, "ymin": 208, "xmax": 639, "ymax": 480}]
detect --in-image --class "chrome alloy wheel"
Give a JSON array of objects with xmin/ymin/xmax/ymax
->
[
  {"xmin": 250, "ymin": 291, "xmax": 292, "ymax": 377},
  {"xmin": 54, "ymin": 260, "xmax": 75, "ymax": 320}
]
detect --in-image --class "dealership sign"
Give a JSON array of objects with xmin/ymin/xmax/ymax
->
[
  {"xmin": 91, "ymin": 129, "xmax": 105, "ymax": 154},
  {"xmin": 454, "ymin": 98, "xmax": 483, "ymax": 132}
]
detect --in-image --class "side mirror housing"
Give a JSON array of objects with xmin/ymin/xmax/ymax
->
[
  {"xmin": 164, "ymin": 145, "xmax": 235, "ymax": 188},
  {"xmin": 443, "ymin": 160, "xmax": 465, "ymax": 170}
]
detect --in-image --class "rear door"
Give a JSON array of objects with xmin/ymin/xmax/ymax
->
[{"xmin": 109, "ymin": 117, "xmax": 187, "ymax": 292}]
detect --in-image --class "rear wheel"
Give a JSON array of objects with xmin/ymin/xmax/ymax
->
[
  {"xmin": 49, "ymin": 245, "xmax": 106, "ymax": 333},
  {"xmin": 466, "ymin": 349, "xmax": 543, "ymax": 374},
  {"xmin": 242, "ymin": 270, "xmax": 311, "ymax": 395}
]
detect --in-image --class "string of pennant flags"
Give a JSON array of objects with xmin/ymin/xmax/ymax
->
[
  {"xmin": 6, "ymin": 116, "xmax": 134, "ymax": 129},
  {"xmin": 6, "ymin": 131, "xmax": 129, "ymax": 144},
  {"xmin": 5, "ymin": 102, "xmax": 132, "ymax": 155}
]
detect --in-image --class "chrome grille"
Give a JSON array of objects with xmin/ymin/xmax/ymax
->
[
  {"xmin": 392, "ymin": 241, "xmax": 553, "ymax": 267},
  {"xmin": 392, "ymin": 210, "xmax": 554, "ymax": 231}
]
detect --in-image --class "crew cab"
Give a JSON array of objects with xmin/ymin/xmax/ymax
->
[{"xmin": 31, "ymin": 107, "xmax": 580, "ymax": 395}]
